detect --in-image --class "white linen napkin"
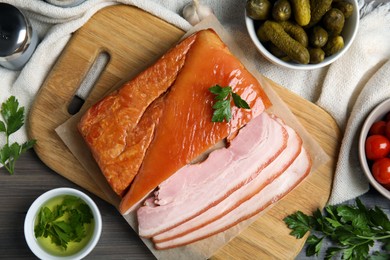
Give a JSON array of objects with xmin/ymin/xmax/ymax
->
[
  {"xmin": 320, "ymin": 4, "xmax": 390, "ymax": 204},
  {"xmin": 328, "ymin": 59, "xmax": 390, "ymax": 205},
  {"xmin": 0, "ymin": 0, "xmax": 389, "ymax": 205}
]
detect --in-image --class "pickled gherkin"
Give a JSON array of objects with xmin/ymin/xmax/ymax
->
[
  {"xmin": 266, "ymin": 42, "xmax": 287, "ymax": 58},
  {"xmin": 290, "ymin": 0, "xmax": 311, "ymax": 26},
  {"xmin": 309, "ymin": 26, "xmax": 328, "ymax": 48},
  {"xmin": 257, "ymin": 25, "xmax": 269, "ymax": 42},
  {"xmin": 246, "ymin": 0, "xmax": 272, "ymax": 20},
  {"xmin": 306, "ymin": 0, "xmax": 332, "ymax": 28},
  {"xmin": 309, "ymin": 48, "xmax": 325, "ymax": 63},
  {"xmin": 272, "ymin": 0, "xmax": 292, "ymax": 21},
  {"xmin": 279, "ymin": 21, "xmax": 308, "ymax": 47},
  {"xmin": 333, "ymin": 1, "xmax": 354, "ymax": 18},
  {"xmin": 260, "ymin": 21, "xmax": 310, "ymax": 64},
  {"xmin": 324, "ymin": 35, "xmax": 344, "ymax": 56},
  {"xmin": 323, "ymin": 8, "xmax": 345, "ymax": 35}
]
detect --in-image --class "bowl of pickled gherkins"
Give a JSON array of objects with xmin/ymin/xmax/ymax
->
[{"xmin": 245, "ymin": 0, "xmax": 359, "ymax": 69}]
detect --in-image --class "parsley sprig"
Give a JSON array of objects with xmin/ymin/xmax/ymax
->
[
  {"xmin": 209, "ymin": 85, "xmax": 250, "ymax": 122},
  {"xmin": 0, "ymin": 96, "xmax": 36, "ymax": 174},
  {"xmin": 34, "ymin": 195, "xmax": 94, "ymax": 250},
  {"xmin": 284, "ymin": 199, "xmax": 390, "ymax": 259}
]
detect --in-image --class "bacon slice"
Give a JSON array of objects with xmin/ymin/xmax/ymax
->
[
  {"xmin": 137, "ymin": 112, "xmax": 288, "ymax": 238},
  {"xmin": 154, "ymin": 147, "xmax": 311, "ymax": 249},
  {"xmin": 152, "ymin": 120, "xmax": 302, "ymax": 243}
]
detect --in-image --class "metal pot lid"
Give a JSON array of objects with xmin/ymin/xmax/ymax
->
[{"xmin": 0, "ymin": 3, "xmax": 28, "ymax": 57}]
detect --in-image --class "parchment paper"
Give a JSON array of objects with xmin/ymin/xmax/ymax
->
[{"xmin": 56, "ymin": 14, "xmax": 329, "ymax": 260}]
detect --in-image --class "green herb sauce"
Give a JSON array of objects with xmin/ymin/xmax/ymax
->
[{"xmin": 34, "ymin": 195, "xmax": 94, "ymax": 256}]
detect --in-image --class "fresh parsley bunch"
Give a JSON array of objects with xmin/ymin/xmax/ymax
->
[
  {"xmin": 209, "ymin": 85, "xmax": 250, "ymax": 122},
  {"xmin": 34, "ymin": 195, "xmax": 94, "ymax": 250},
  {"xmin": 0, "ymin": 96, "xmax": 36, "ymax": 174},
  {"xmin": 284, "ymin": 199, "xmax": 390, "ymax": 259}
]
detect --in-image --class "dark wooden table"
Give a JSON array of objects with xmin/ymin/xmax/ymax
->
[{"xmin": 0, "ymin": 150, "xmax": 155, "ymax": 259}]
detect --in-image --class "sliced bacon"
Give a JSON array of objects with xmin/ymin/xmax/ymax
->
[
  {"xmin": 137, "ymin": 112, "xmax": 288, "ymax": 238},
  {"xmin": 154, "ymin": 147, "xmax": 311, "ymax": 250},
  {"xmin": 153, "ymin": 122, "xmax": 302, "ymax": 243}
]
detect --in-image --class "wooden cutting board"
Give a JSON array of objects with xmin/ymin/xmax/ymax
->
[{"xmin": 28, "ymin": 5, "xmax": 341, "ymax": 259}]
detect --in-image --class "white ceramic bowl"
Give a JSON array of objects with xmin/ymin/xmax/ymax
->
[
  {"xmin": 245, "ymin": 0, "xmax": 359, "ymax": 70},
  {"xmin": 358, "ymin": 99, "xmax": 390, "ymax": 200},
  {"xmin": 24, "ymin": 188, "xmax": 102, "ymax": 259}
]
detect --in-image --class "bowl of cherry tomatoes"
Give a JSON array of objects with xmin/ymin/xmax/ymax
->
[{"xmin": 359, "ymin": 99, "xmax": 390, "ymax": 200}]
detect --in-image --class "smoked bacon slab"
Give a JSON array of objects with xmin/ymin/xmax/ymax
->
[
  {"xmin": 119, "ymin": 29, "xmax": 271, "ymax": 214},
  {"xmin": 78, "ymin": 29, "xmax": 271, "ymax": 211},
  {"xmin": 78, "ymin": 33, "xmax": 197, "ymax": 196}
]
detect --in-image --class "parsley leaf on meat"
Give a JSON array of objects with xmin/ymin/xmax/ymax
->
[{"xmin": 209, "ymin": 85, "xmax": 250, "ymax": 123}]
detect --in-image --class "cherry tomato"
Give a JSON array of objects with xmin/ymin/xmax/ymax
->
[
  {"xmin": 386, "ymin": 121, "xmax": 390, "ymax": 140},
  {"xmin": 365, "ymin": 135, "xmax": 390, "ymax": 160},
  {"xmin": 369, "ymin": 121, "xmax": 386, "ymax": 135},
  {"xmin": 371, "ymin": 158, "xmax": 390, "ymax": 186}
]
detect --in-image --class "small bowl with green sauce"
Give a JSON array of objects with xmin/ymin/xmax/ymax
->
[{"xmin": 24, "ymin": 188, "xmax": 102, "ymax": 260}]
